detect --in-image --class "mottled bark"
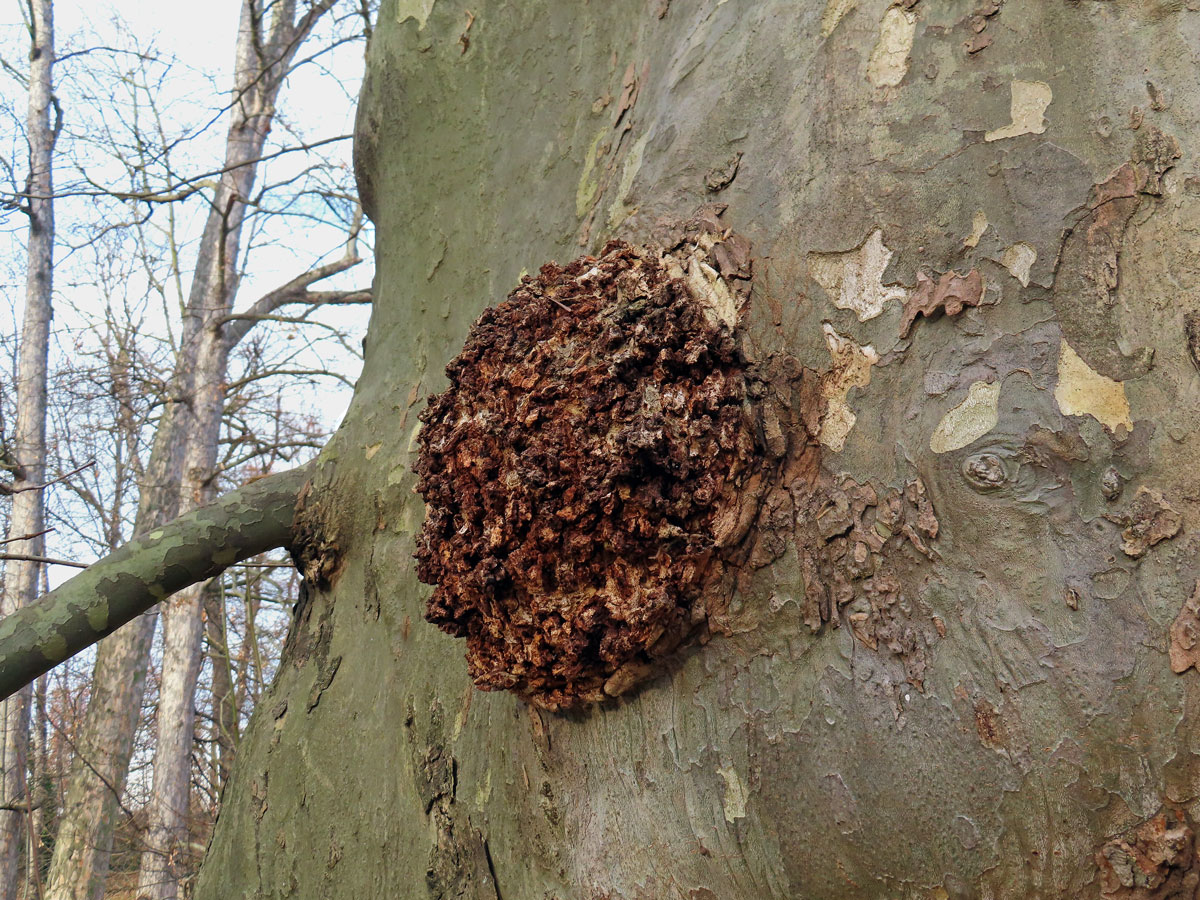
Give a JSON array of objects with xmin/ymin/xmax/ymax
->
[
  {"xmin": 0, "ymin": 0, "xmax": 55, "ymax": 893},
  {"xmin": 0, "ymin": 465, "xmax": 310, "ymax": 702},
  {"xmin": 175, "ymin": 1, "xmax": 1200, "ymax": 898}
]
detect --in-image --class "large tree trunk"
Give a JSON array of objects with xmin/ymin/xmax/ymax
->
[
  {"xmin": 0, "ymin": 0, "xmax": 55, "ymax": 893},
  {"xmin": 190, "ymin": 0, "xmax": 1197, "ymax": 896}
]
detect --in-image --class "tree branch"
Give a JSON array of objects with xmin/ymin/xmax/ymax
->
[
  {"xmin": 0, "ymin": 464, "xmax": 312, "ymax": 701},
  {"xmin": 0, "ymin": 554, "xmax": 87, "ymax": 570},
  {"xmin": 220, "ymin": 253, "xmax": 370, "ymax": 347}
]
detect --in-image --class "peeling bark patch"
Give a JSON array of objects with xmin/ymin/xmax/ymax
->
[
  {"xmin": 984, "ymin": 80, "xmax": 1052, "ymax": 142},
  {"xmin": 808, "ymin": 229, "xmax": 907, "ymax": 322},
  {"xmin": 819, "ymin": 324, "xmax": 878, "ymax": 451},
  {"xmin": 972, "ymin": 698, "xmax": 1006, "ymax": 751},
  {"xmin": 1185, "ymin": 312, "xmax": 1200, "ymax": 372},
  {"xmin": 899, "ymin": 269, "xmax": 984, "ymax": 339},
  {"xmin": 290, "ymin": 480, "xmax": 345, "ymax": 589},
  {"xmin": 1107, "ymin": 486, "xmax": 1182, "ymax": 559},
  {"xmin": 414, "ymin": 238, "xmax": 759, "ymax": 709},
  {"xmin": 412, "ymin": 706, "xmax": 500, "ymax": 900},
  {"xmin": 1169, "ymin": 581, "xmax": 1200, "ymax": 674},
  {"xmin": 1055, "ymin": 341, "xmax": 1133, "ymax": 432},
  {"xmin": 1001, "ymin": 242, "xmax": 1036, "ymax": 286},
  {"xmin": 1096, "ymin": 807, "xmax": 1200, "ymax": 898},
  {"xmin": 791, "ymin": 475, "xmax": 939, "ymax": 687},
  {"xmin": 930, "ymin": 380, "xmax": 1000, "ymax": 454},
  {"xmin": 1052, "ymin": 126, "xmax": 1180, "ymax": 380},
  {"xmin": 867, "ymin": 6, "xmax": 916, "ymax": 88},
  {"xmin": 821, "ymin": 0, "xmax": 857, "ymax": 38}
]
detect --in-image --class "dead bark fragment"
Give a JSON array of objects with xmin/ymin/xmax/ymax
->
[
  {"xmin": 1107, "ymin": 486, "xmax": 1183, "ymax": 559},
  {"xmin": 1052, "ymin": 126, "xmax": 1180, "ymax": 380},
  {"xmin": 1169, "ymin": 582, "xmax": 1200, "ymax": 674},
  {"xmin": 899, "ymin": 269, "xmax": 984, "ymax": 339},
  {"xmin": 1095, "ymin": 807, "xmax": 1200, "ymax": 898},
  {"xmin": 704, "ymin": 152, "xmax": 742, "ymax": 193}
]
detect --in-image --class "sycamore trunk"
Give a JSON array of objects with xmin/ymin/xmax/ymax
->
[{"xmin": 197, "ymin": 2, "xmax": 1200, "ymax": 897}]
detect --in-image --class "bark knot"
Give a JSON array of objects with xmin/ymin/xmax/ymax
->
[{"xmin": 414, "ymin": 234, "xmax": 760, "ymax": 709}]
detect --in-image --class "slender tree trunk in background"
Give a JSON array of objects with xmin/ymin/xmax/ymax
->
[
  {"xmin": 0, "ymin": 1, "xmax": 55, "ymax": 894},
  {"xmin": 203, "ymin": 580, "xmax": 238, "ymax": 791},
  {"xmin": 135, "ymin": 4, "xmax": 339, "ymax": 897},
  {"xmin": 183, "ymin": 2, "xmax": 1200, "ymax": 898}
]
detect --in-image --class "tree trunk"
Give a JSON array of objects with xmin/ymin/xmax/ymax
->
[
  {"xmin": 203, "ymin": 579, "xmax": 238, "ymax": 793},
  {"xmin": 0, "ymin": 0, "xmax": 55, "ymax": 893},
  {"xmin": 134, "ymin": 4, "xmax": 339, "ymax": 898},
  {"xmin": 184, "ymin": 1, "xmax": 1200, "ymax": 896}
]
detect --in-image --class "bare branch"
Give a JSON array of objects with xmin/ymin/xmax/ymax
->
[
  {"xmin": 0, "ymin": 460, "xmax": 95, "ymax": 495},
  {"xmin": 0, "ymin": 464, "xmax": 312, "ymax": 701},
  {"xmin": 0, "ymin": 554, "xmax": 88, "ymax": 570},
  {"xmin": 220, "ymin": 253, "xmax": 369, "ymax": 347}
]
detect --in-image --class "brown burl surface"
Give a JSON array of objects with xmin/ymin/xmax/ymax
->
[{"xmin": 414, "ymin": 240, "xmax": 757, "ymax": 709}]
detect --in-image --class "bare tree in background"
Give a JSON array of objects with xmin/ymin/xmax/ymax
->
[
  {"xmin": 0, "ymin": 1, "xmax": 57, "ymax": 895},
  {"xmin": 0, "ymin": 2, "xmax": 373, "ymax": 898}
]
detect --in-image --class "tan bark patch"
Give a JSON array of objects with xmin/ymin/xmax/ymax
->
[
  {"xmin": 819, "ymin": 324, "xmax": 878, "ymax": 451},
  {"xmin": 930, "ymin": 380, "xmax": 1000, "ymax": 454},
  {"xmin": 867, "ymin": 7, "xmax": 917, "ymax": 88},
  {"xmin": 808, "ymin": 229, "xmax": 907, "ymax": 322},
  {"xmin": 821, "ymin": 0, "xmax": 857, "ymax": 38},
  {"xmin": 1001, "ymin": 242, "xmax": 1036, "ymax": 286},
  {"xmin": 1054, "ymin": 341, "xmax": 1133, "ymax": 432},
  {"xmin": 963, "ymin": 210, "xmax": 988, "ymax": 249},
  {"xmin": 985, "ymin": 80, "xmax": 1052, "ymax": 142}
]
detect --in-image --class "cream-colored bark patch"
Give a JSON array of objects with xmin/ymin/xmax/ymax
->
[
  {"xmin": 662, "ymin": 248, "xmax": 740, "ymax": 329},
  {"xmin": 964, "ymin": 210, "xmax": 988, "ymax": 249},
  {"xmin": 867, "ymin": 6, "xmax": 917, "ymax": 88},
  {"xmin": 1054, "ymin": 341, "xmax": 1132, "ymax": 431},
  {"xmin": 717, "ymin": 765, "xmax": 748, "ymax": 823},
  {"xmin": 396, "ymin": 0, "xmax": 436, "ymax": 29},
  {"xmin": 575, "ymin": 129, "xmax": 608, "ymax": 218},
  {"xmin": 821, "ymin": 0, "xmax": 857, "ymax": 38},
  {"xmin": 607, "ymin": 131, "xmax": 650, "ymax": 229},
  {"xmin": 930, "ymin": 380, "xmax": 1000, "ymax": 453},
  {"xmin": 820, "ymin": 324, "xmax": 879, "ymax": 451},
  {"xmin": 985, "ymin": 80, "xmax": 1052, "ymax": 142},
  {"xmin": 1001, "ymin": 242, "xmax": 1036, "ymax": 286},
  {"xmin": 808, "ymin": 229, "xmax": 907, "ymax": 322}
]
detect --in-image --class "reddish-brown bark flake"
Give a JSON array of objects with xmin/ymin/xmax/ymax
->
[
  {"xmin": 414, "ymin": 240, "xmax": 757, "ymax": 709},
  {"xmin": 1096, "ymin": 807, "xmax": 1200, "ymax": 899},
  {"xmin": 899, "ymin": 269, "xmax": 984, "ymax": 339}
]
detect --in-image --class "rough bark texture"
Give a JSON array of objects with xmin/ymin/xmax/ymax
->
[
  {"xmin": 196, "ymin": 2, "xmax": 1200, "ymax": 898},
  {"xmin": 0, "ymin": 0, "xmax": 55, "ymax": 892}
]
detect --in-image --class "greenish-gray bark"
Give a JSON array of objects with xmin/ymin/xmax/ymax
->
[
  {"xmin": 0, "ymin": 465, "xmax": 309, "ymax": 702},
  {"xmin": 178, "ymin": 1, "xmax": 1200, "ymax": 897}
]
